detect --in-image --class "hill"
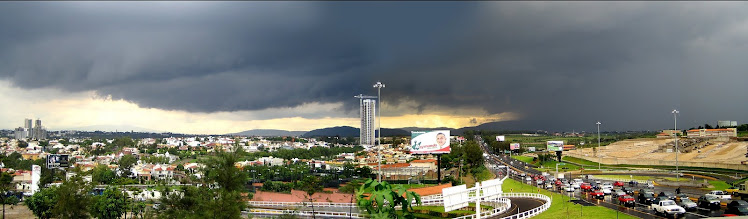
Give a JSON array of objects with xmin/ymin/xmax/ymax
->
[
  {"xmin": 301, "ymin": 126, "xmax": 409, "ymax": 137},
  {"xmin": 229, "ymin": 129, "xmax": 306, "ymax": 137}
]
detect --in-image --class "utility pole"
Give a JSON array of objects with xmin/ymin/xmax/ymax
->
[
  {"xmin": 373, "ymin": 82, "xmax": 385, "ymax": 183},
  {"xmin": 672, "ymin": 109, "xmax": 679, "ymax": 182},
  {"xmin": 597, "ymin": 121, "xmax": 601, "ymax": 170}
]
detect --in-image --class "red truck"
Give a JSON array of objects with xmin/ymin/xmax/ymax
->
[
  {"xmin": 580, "ymin": 183, "xmax": 592, "ymax": 191},
  {"xmin": 618, "ymin": 195, "xmax": 636, "ymax": 207},
  {"xmin": 591, "ymin": 190, "xmax": 605, "ymax": 200}
]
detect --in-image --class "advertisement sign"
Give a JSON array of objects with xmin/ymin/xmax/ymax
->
[
  {"xmin": 547, "ymin": 141, "xmax": 564, "ymax": 152},
  {"xmin": 496, "ymin": 135, "xmax": 505, "ymax": 142},
  {"xmin": 47, "ymin": 154, "xmax": 70, "ymax": 168},
  {"xmin": 510, "ymin": 143, "xmax": 520, "ymax": 150},
  {"xmin": 528, "ymin": 147, "xmax": 536, "ymax": 152},
  {"xmin": 410, "ymin": 130, "xmax": 451, "ymax": 154}
]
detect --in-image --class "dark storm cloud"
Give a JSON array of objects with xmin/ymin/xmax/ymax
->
[{"xmin": 1, "ymin": 2, "xmax": 748, "ymax": 130}]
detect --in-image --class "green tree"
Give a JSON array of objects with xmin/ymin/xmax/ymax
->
[
  {"xmin": 26, "ymin": 186, "xmax": 58, "ymax": 219},
  {"xmin": 158, "ymin": 186, "xmax": 208, "ymax": 219},
  {"xmin": 201, "ymin": 151, "xmax": 248, "ymax": 219},
  {"xmin": 0, "ymin": 172, "xmax": 15, "ymax": 218},
  {"xmin": 54, "ymin": 175, "xmax": 92, "ymax": 219},
  {"xmin": 91, "ymin": 165, "xmax": 116, "ymax": 185},
  {"xmin": 119, "ymin": 154, "xmax": 138, "ymax": 177},
  {"xmin": 90, "ymin": 187, "xmax": 128, "ymax": 219},
  {"xmin": 299, "ymin": 175, "xmax": 323, "ymax": 219},
  {"xmin": 356, "ymin": 179, "xmax": 421, "ymax": 219}
]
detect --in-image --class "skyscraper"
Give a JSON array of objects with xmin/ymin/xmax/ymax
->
[
  {"xmin": 24, "ymin": 118, "xmax": 32, "ymax": 139},
  {"xmin": 360, "ymin": 99, "xmax": 376, "ymax": 146}
]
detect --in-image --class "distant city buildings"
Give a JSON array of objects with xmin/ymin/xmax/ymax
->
[
  {"xmin": 359, "ymin": 98, "xmax": 376, "ymax": 146},
  {"xmin": 13, "ymin": 118, "xmax": 47, "ymax": 140}
]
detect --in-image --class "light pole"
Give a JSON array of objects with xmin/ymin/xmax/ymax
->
[
  {"xmin": 672, "ymin": 109, "xmax": 679, "ymax": 181},
  {"xmin": 596, "ymin": 121, "xmax": 601, "ymax": 170},
  {"xmin": 374, "ymin": 81, "xmax": 385, "ymax": 183}
]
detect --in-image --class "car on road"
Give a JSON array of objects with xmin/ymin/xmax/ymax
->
[
  {"xmin": 591, "ymin": 190, "xmax": 605, "ymax": 200},
  {"xmin": 658, "ymin": 191, "xmax": 676, "ymax": 201},
  {"xmin": 725, "ymin": 200, "xmax": 748, "ymax": 216},
  {"xmin": 564, "ymin": 185, "xmax": 575, "ymax": 192},
  {"xmin": 612, "ymin": 189, "xmax": 626, "ymax": 198},
  {"xmin": 698, "ymin": 195, "xmax": 722, "ymax": 210},
  {"xmin": 580, "ymin": 183, "xmax": 592, "ymax": 191},
  {"xmin": 638, "ymin": 192, "xmax": 656, "ymax": 205},
  {"xmin": 645, "ymin": 181, "xmax": 655, "ymax": 189},
  {"xmin": 652, "ymin": 199, "xmax": 685, "ymax": 217},
  {"xmin": 675, "ymin": 193, "xmax": 690, "ymax": 202},
  {"xmin": 708, "ymin": 190, "xmax": 733, "ymax": 200},
  {"xmin": 678, "ymin": 198, "xmax": 697, "ymax": 212},
  {"xmin": 622, "ymin": 187, "xmax": 635, "ymax": 196},
  {"xmin": 638, "ymin": 189, "xmax": 654, "ymax": 197},
  {"xmin": 726, "ymin": 187, "xmax": 740, "ymax": 195},
  {"xmin": 614, "ymin": 181, "xmax": 625, "ymax": 187},
  {"xmin": 618, "ymin": 195, "xmax": 636, "ymax": 207}
]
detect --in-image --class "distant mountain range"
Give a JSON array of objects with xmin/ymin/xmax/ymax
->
[
  {"xmin": 227, "ymin": 120, "xmax": 536, "ymax": 137},
  {"xmin": 65, "ymin": 125, "xmax": 163, "ymax": 133},
  {"xmin": 229, "ymin": 129, "xmax": 307, "ymax": 137}
]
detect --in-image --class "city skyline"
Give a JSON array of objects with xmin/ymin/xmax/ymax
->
[{"xmin": 2, "ymin": 2, "xmax": 748, "ymax": 134}]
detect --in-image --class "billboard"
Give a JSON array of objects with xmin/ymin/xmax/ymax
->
[
  {"xmin": 510, "ymin": 143, "xmax": 520, "ymax": 150},
  {"xmin": 496, "ymin": 135, "xmax": 505, "ymax": 142},
  {"xmin": 718, "ymin": 120, "xmax": 738, "ymax": 127},
  {"xmin": 528, "ymin": 147, "xmax": 536, "ymax": 152},
  {"xmin": 410, "ymin": 130, "xmax": 451, "ymax": 154},
  {"xmin": 547, "ymin": 141, "xmax": 564, "ymax": 152},
  {"xmin": 47, "ymin": 154, "xmax": 69, "ymax": 168}
]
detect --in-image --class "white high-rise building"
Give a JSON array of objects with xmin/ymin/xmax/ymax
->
[{"xmin": 360, "ymin": 99, "xmax": 376, "ymax": 146}]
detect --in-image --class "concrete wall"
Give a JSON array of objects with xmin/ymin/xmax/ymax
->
[{"xmin": 569, "ymin": 155, "xmax": 748, "ymax": 171}]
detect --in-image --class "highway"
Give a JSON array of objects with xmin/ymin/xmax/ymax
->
[{"xmin": 474, "ymin": 135, "xmax": 735, "ymax": 218}]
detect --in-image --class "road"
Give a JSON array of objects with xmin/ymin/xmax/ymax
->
[{"xmin": 474, "ymin": 135, "xmax": 733, "ymax": 218}]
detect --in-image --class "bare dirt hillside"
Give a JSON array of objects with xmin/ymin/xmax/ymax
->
[{"xmin": 565, "ymin": 138, "xmax": 748, "ymax": 165}]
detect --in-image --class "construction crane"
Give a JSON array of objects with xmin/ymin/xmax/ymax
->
[{"xmin": 354, "ymin": 94, "xmax": 378, "ymax": 100}]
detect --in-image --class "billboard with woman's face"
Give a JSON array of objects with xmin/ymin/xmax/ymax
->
[{"xmin": 410, "ymin": 130, "xmax": 451, "ymax": 154}]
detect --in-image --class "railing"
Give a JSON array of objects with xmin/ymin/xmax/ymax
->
[
  {"xmin": 453, "ymin": 197, "xmax": 512, "ymax": 219},
  {"xmin": 248, "ymin": 209, "xmax": 364, "ymax": 218},
  {"xmin": 248, "ymin": 201, "xmax": 356, "ymax": 208},
  {"xmin": 497, "ymin": 193, "xmax": 552, "ymax": 219}
]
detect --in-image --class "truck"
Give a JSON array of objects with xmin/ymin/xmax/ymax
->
[{"xmin": 652, "ymin": 199, "xmax": 686, "ymax": 217}]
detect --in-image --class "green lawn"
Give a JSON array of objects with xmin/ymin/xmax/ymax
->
[
  {"xmin": 709, "ymin": 180, "xmax": 732, "ymax": 191},
  {"xmin": 562, "ymin": 156, "xmax": 601, "ymax": 167},
  {"xmin": 502, "ymin": 178, "xmax": 637, "ymax": 219},
  {"xmin": 512, "ymin": 156, "xmax": 583, "ymax": 172},
  {"xmin": 512, "ymin": 155, "xmax": 535, "ymax": 163},
  {"xmin": 594, "ymin": 175, "xmax": 652, "ymax": 181}
]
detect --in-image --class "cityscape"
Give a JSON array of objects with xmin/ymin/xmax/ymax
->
[{"xmin": 2, "ymin": 2, "xmax": 748, "ymax": 219}]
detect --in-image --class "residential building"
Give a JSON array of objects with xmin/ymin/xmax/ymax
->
[{"xmin": 360, "ymin": 98, "xmax": 376, "ymax": 146}]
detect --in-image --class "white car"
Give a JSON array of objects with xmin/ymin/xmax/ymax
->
[
  {"xmin": 707, "ymin": 190, "xmax": 732, "ymax": 200},
  {"xmin": 572, "ymin": 183, "xmax": 581, "ymax": 189},
  {"xmin": 564, "ymin": 185, "xmax": 575, "ymax": 192},
  {"xmin": 602, "ymin": 188, "xmax": 612, "ymax": 195}
]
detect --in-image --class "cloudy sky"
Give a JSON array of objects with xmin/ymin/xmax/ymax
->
[{"xmin": 1, "ymin": 2, "xmax": 747, "ymax": 134}]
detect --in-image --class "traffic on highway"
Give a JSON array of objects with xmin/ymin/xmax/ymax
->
[{"xmin": 476, "ymin": 135, "xmax": 748, "ymax": 218}]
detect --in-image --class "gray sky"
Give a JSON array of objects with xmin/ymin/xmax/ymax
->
[{"xmin": 1, "ymin": 2, "xmax": 747, "ymax": 133}]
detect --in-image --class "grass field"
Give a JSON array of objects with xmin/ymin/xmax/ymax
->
[
  {"xmin": 502, "ymin": 178, "xmax": 637, "ymax": 219},
  {"xmin": 512, "ymin": 155, "xmax": 583, "ymax": 172},
  {"xmin": 594, "ymin": 175, "xmax": 652, "ymax": 181},
  {"xmin": 709, "ymin": 180, "xmax": 732, "ymax": 191}
]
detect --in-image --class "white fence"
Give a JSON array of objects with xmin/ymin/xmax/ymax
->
[
  {"xmin": 453, "ymin": 197, "xmax": 512, "ymax": 219},
  {"xmin": 247, "ymin": 209, "xmax": 364, "ymax": 218},
  {"xmin": 248, "ymin": 201, "xmax": 356, "ymax": 208},
  {"xmin": 498, "ymin": 193, "xmax": 552, "ymax": 219}
]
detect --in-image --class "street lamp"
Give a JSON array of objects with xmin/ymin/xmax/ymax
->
[
  {"xmin": 672, "ymin": 109, "xmax": 679, "ymax": 181},
  {"xmin": 373, "ymin": 81, "xmax": 385, "ymax": 183},
  {"xmin": 596, "ymin": 121, "xmax": 601, "ymax": 170}
]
